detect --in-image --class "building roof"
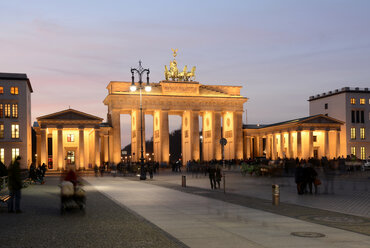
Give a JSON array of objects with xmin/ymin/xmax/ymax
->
[
  {"xmin": 308, "ymin": 87, "xmax": 369, "ymax": 101},
  {"xmin": 37, "ymin": 108, "xmax": 103, "ymax": 122},
  {"xmin": 0, "ymin": 72, "xmax": 33, "ymax": 93},
  {"xmin": 243, "ymin": 114, "xmax": 344, "ymax": 130}
]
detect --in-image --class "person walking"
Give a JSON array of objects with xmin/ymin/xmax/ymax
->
[
  {"xmin": 215, "ymin": 165, "xmax": 222, "ymax": 189},
  {"xmin": 208, "ymin": 165, "xmax": 216, "ymax": 190},
  {"xmin": 8, "ymin": 156, "xmax": 23, "ymax": 213},
  {"xmin": 294, "ymin": 163, "xmax": 304, "ymax": 195}
]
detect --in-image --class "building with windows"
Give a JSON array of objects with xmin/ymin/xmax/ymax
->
[
  {"xmin": 34, "ymin": 109, "xmax": 111, "ymax": 170},
  {"xmin": 0, "ymin": 73, "xmax": 33, "ymax": 169},
  {"xmin": 309, "ymin": 87, "xmax": 370, "ymax": 160},
  {"xmin": 244, "ymin": 115, "xmax": 343, "ymax": 160}
]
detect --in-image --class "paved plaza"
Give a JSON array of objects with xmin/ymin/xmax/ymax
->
[{"xmin": 0, "ymin": 171, "xmax": 369, "ymax": 248}]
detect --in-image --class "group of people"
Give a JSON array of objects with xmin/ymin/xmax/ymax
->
[
  {"xmin": 29, "ymin": 163, "xmax": 47, "ymax": 184},
  {"xmin": 208, "ymin": 165, "xmax": 223, "ymax": 190},
  {"xmin": 294, "ymin": 163, "xmax": 319, "ymax": 195}
]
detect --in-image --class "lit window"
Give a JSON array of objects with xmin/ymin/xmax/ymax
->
[
  {"xmin": 4, "ymin": 104, "xmax": 10, "ymax": 117},
  {"xmin": 360, "ymin": 128, "xmax": 365, "ymax": 140},
  {"xmin": 350, "ymin": 98, "xmax": 356, "ymax": 104},
  {"xmin": 360, "ymin": 98, "xmax": 365, "ymax": 105},
  {"xmin": 12, "ymin": 104, "xmax": 18, "ymax": 118},
  {"xmin": 351, "ymin": 147, "xmax": 356, "ymax": 156},
  {"xmin": 0, "ymin": 124, "xmax": 3, "ymax": 138},
  {"xmin": 360, "ymin": 147, "xmax": 366, "ymax": 160},
  {"xmin": 10, "ymin": 87, "xmax": 18, "ymax": 95},
  {"xmin": 0, "ymin": 148, "xmax": 4, "ymax": 163},
  {"xmin": 0, "ymin": 87, "xmax": 3, "ymax": 94},
  {"xmin": 11, "ymin": 148, "xmax": 19, "ymax": 161},
  {"xmin": 11, "ymin": 124, "xmax": 19, "ymax": 138},
  {"xmin": 0, "ymin": 104, "xmax": 3, "ymax": 118},
  {"xmin": 351, "ymin": 128, "xmax": 356, "ymax": 139},
  {"xmin": 67, "ymin": 134, "xmax": 75, "ymax": 142}
]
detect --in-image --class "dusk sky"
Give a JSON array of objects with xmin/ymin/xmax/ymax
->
[{"xmin": 1, "ymin": 0, "xmax": 370, "ymax": 147}]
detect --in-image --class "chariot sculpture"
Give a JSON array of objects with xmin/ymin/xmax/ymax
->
[{"xmin": 164, "ymin": 49, "xmax": 196, "ymax": 81}]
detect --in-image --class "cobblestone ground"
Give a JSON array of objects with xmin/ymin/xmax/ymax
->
[
  {"xmin": 0, "ymin": 176, "xmax": 185, "ymax": 248},
  {"xmin": 149, "ymin": 169, "xmax": 370, "ymax": 218}
]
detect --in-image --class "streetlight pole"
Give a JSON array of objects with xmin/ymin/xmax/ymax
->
[{"xmin": 130, "ymin": 61, "xmax": 151, "ymax": 180}]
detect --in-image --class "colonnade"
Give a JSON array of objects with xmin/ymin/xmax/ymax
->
[
  {"xmin": 108, "ymin": 109, "xmax": 244, "ymax": 165},
  {"xmin": 246, "ymin": 128, "xmax": 341, "ymax": 160},
  {"xmin": 37, "ymin": 127, "xmax": 101, "ymax": 170}
]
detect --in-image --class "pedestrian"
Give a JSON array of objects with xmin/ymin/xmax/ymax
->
[
  {"xmin": 0, "ymin": 161, "xmax": 7, "ymax": 177},
  {"xmin": 208, "ymin": 165, "xmax": 216, "ymax": 190},
  {"xmin": 306, "ymin": 165, "xmax": 318, "ymax": 194},
  {"xmin": 41, "ymin": 163, "xmax": 47, "ymax": 177},
  {"xmin": 215, "ymin": 165, "xmax": 222, "ymax": 189},
  {"xmin": 94, "ymin": 164, "xmax": 99, "ymax": 177},
  {"xmin": 8, "ymin": 156, "xmax": 23, "ymax": 213},
  {"xmin": 294, "ymin": 163, "xmax": 304, "ymax": 195},
  {"xmin": 99, "ymin": 164, "xmax": 104, "ymax": 177},
  {"xmin": 148, "ymin": 163, "xmax": 153, "ymax": 179}
]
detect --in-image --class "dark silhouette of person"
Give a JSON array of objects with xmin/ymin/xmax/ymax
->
[
  {"xmin": 8, "ymin": 156, "xmax": 23, "ymax": 213},
  {"xmin": 295, "ymin": 163, "xmax": 304, "ymax": 195},
  {"xmin": 215, "ymin": 165, "xmax": 222, "ymax": 189},
  {"xmin": 208, "ymin": 165, "xmax": 216, "ymax": 190}
]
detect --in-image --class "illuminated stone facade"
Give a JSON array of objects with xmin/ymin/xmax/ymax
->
[
  {"xmin": 34, "ymin": 109, "xmax": 108, "ymax": 170},
  {"xmin": 104, "ymin": 80, "xmax": 247, "ymax": 164},
  {"xmin": 244, "ymin": 115, "xmax": 343, "ymax": 160}
]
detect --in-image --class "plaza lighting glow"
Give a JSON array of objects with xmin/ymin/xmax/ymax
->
[
  {"xmin": 130, "ymin": 85, "xmax": 137, "ymax": 92},
  {"xmin": 145, "ymin": 85, "xmax": 152, "ymax": 92}
]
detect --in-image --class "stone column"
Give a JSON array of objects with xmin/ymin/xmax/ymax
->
[
  {"xmin": 336, "ymin": 130, "xmax": 340, "ymax": 157},
  {"xmin": 95, "ymin": 129, "xmax": 100, "ymax": 166},
  {"xmin": 279, "ymin": 133, "xmax": 284, "ymax": 158},
  {"xmin": 266, "ymin": 135, "xmax": 271, "ymax": 159},
  {"xmin": 104, "ymin": 134, "xmax": 109, "ymax": 163},
  {"xmin": 308, "ymin": 130, "xmax": 314, "ymax": 158},
  {"xmin": 258, "ymin": 136, "xmax": 263, "ymax": 157},
  {"xmin": 57, "ymin": 128, "xmax": 63, "ymax": 170},
  {"xmin": 36, "ymin": 132, "xmax": 41, "ymax": 166},
  {"xmin": 234, "ymin": 112, "xmax": 243, "ymax": 160},
  {"xmin": 79, "ymin": 127, "xmax": 84, "ymax": 170},
  {"xmin": 245, "ymin": 136, "xmax": 251, "ymax": 159},
  {"xmin": 213, "ymin": 112, "xmax": 222, "ymax": 160},
  {"xmin": 272, "ymin": 134, "xmax": 277, "ymax": 160},
  {"xmin": 111, "ymin": 110, "xmax": 121, "ymax": 164},
  {"xmin": 288, "ymin": 131, "xmax": 293, "ymax": 158},
  {"xmin": 192, "ymin": 111, "xmax": 200, "ymax": 161},
  {"xmin": 182, "ymin": 111, "xmax": 192, "ymax": 164},
  {"xmin": 131, "ymin": 109, "xmax": 146, "ymax": 162},
  {"xmin": 297, "ymin": 130, "xmax": 302, "ymax": 158},
  {"xmin": 109, "ymin": 133, "xmax": 113, "ymax": 163},
  {"xmin": 324, "ymin": 130, "xmax": 329, "ymax": 158},
  {"xmin": 40, "ymin": 128, "xmax": 48, "ymax": 166}
]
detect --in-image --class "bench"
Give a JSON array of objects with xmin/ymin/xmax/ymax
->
[{"xmin": 0, "ymin": 195, "xmax": 11, "ymax": 204}]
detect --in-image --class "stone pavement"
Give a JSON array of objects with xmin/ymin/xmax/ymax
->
[
  {"xmin": 151, "ymin": 169, "xmax": 370, "ymax": 218},
  {"xmin": 0, "ymin": 176, "xmax": 184, "ymax": 248},
  {"xmin": 85, "ymin": 176, "xmax": 370, "ymax": 248}
]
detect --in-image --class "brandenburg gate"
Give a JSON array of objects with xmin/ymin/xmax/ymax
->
[{"xmin": 103, "ymin": 51, "xmax": 247, "ymax": 164}]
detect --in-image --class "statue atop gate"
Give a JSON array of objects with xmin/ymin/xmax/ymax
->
[{"xmin": 164, "ymin": 49, "xmax": 196, "ymax": 82}]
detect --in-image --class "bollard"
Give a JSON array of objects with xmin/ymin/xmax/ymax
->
[
  {"xmin": 182, "ymin": 175, "xmax": 186, "ymax": 187},
  {"xmin": 272, "ymin": 184, "xmax": 280, "ymax": 206}
]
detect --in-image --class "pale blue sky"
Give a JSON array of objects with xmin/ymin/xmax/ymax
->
[{"xmin": 1, "ymin": 0, "xmax": 370, "ymax": 146}]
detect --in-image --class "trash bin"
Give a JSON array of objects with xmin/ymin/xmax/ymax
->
[
  {"xmin": 182, "ymin": 175, "xmax": 186, "ymax": 187},
  {"xmin": 272, "ymin": 184, "xmax": 279, "ymax": 206}
]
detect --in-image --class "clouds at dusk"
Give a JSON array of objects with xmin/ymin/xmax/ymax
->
[{"xmin": 1, "ymin": 0, "xmax": 370, "ymax": 146}]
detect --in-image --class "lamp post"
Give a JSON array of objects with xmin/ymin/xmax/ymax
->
[{"xmin": 130, "ymin": 61, "xmax": 151, "ymax": 180}]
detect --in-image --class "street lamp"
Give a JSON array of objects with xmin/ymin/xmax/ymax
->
[{"xmin": 130, "ymin": 61, "xmax": 151, "ymax": 180}]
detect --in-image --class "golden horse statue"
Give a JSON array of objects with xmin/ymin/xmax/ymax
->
[
  {"xmin": 164, "ymin": 49, "xmax": 195, "ymax": 81},
  {"xmin": 184, "ymin": 66, "xmax": 196, "ymax": 81}
]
